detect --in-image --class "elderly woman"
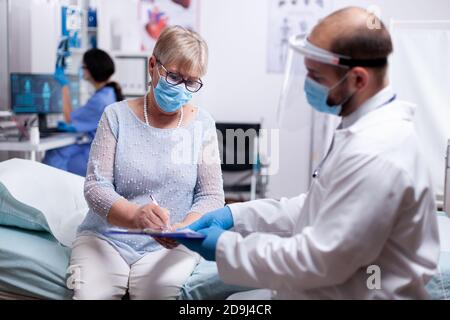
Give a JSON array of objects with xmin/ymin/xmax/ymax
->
[{"xmin": 69, "ymin": 26, "xmax": 224, "ymax": 300}]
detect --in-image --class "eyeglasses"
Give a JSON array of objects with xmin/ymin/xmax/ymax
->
[{"xmin": 156, "ymin": 59, "xmax": 203, "ymax": 93}]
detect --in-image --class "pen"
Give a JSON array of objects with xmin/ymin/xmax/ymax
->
[
  {"xmin": 149, "ymin": 194, "xmax": 170, "ymax": 231},
  {"xmin": 149, "ymin": 194, "xmax": 159, "ymax": 206}
]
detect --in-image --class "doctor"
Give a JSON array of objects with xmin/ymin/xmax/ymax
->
[{"xmin": 175, "ymin": 7, "xmax": 440, "ymax": 299}]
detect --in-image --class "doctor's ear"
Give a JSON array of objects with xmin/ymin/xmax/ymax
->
[{"xmin": 349, "ymin": 67, "xmax": 369, "ymax": 90}]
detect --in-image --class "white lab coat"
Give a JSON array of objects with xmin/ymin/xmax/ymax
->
[{"xmin": 216, "ymin": 87, "xmax": 440, "ymax": 299}]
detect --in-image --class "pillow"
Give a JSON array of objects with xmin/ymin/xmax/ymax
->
[
  {"xmin": 0, "ymin": 182, "xmax": 50, "ymax": 232},
  {"xmin": 0, "ymin": 225, "xmax": 72, "ymax": 300},
  {"xmin": 179, "ymin": 259, "xmax": 251, "ymax": 300},
  {"xmin": 426, "ymin": 212, "xmax": 450, "ymax": 300},
  {"xmin": 0, "ymin": 159, "xmax": 88, "ymax": 247}
]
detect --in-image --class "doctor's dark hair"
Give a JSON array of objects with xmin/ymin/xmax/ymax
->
[
  {"xmin": 330, "ymin": 21, "xmax": 393, "ymax": 69},
  {"xmin": 82, "ymin": 49, "xmax": 124, "ymax": 101},
  {"xmin": 317, "ymin": 7, "xmax": 394, "ymax": 83}
]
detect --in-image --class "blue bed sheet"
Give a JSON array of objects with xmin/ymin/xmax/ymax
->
[{"xmin": 0, "ymin": 225, "xmax": 72, "ymax": 300}]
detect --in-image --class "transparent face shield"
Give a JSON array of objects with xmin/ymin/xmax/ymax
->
[
  {"xmin": 277, "ymin": 34, "xmax": 350, "ymax": 131},
  {"xmin": 277, "ymin": 33, "xmax": 388, "ymax": 130}
]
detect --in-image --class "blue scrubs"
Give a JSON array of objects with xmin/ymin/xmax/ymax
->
[{"xmin": 43, "ymin": 86, "xmax": 117, "ymax": 176}]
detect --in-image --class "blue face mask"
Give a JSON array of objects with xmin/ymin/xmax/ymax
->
[
  {"xmin": 153, "ymin": 74, "xmax": 193, "ymax": 113},
  {"xmin": 304, "ymin": 75, "xmax": 350, "ymax": 116}
]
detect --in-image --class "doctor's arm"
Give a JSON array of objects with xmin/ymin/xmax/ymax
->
[
  {"xmin": 186, "ymin": 194, "xmax": 308, "ymax": 237},
  {"xmin": 228, "ymin": 194, "xmax": 307, "ymax": 236},
  {"xmin": 216, "ymin": 154, "xmax": 406, "ymax": 291}
]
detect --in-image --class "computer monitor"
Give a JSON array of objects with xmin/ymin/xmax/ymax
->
[{"xmin": 10, "ymin": 73, "xmax": 80, "ymax": 114}]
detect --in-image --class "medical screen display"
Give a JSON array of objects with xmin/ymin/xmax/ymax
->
[{"xmin": 10, "ymin": 73, "xmax": 80, "ymax": 114}]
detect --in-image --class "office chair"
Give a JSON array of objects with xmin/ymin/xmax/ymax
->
[{"xmin": 215, "ymin": 122, "xmax": 268, "ymax": 203}]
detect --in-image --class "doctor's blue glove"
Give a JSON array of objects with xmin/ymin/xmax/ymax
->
[
  {"xmin": 54, "ymin": 66, "xmax": 69, "ymax": 86},
  {"xmin": 187, "ymin": 206, "xmax": 234, "ymax": 232},
  {"xmin": 57, "ymin": 121, "xmax": 77, "ymax": 132},
  {"xmin": 177, "ymin": 226, "xmax": 225, "ymax": 261}
]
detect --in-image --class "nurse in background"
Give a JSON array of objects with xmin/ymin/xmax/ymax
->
[{"xmin": 43, "ymin": 48, "xmax": 124, "ymax": 176}]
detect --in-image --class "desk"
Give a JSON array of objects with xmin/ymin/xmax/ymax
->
[{"xmin": 0, "ymin": 133, "xmax": 84, "ymax": 161}]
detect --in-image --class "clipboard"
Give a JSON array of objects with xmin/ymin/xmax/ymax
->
[{"xmin": 107, "ymin": 228, "xmax": 205, "ymax": 239}]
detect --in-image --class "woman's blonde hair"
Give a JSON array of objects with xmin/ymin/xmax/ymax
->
[{"xmin": 153, "ymin": 26, "xmax": 208, "ymax": 77}]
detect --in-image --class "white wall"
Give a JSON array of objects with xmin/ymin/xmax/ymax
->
[
  {"xmin": 97, "ymin": 0, "xmax": 142, "ymax": 53},
  {"xmin": 9, "ymin": 0, "xmax": 61, "ymax": 74},
  {"xmin": 390, "ymin": 22, "xmax": 450, "ymax": 196},
  {"xmin": 193, "ymin": 0, "xmax": 450, "ymax": 198}
]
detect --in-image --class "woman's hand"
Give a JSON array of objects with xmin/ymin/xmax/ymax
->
[
  {"xmin": 153, "ymin": 222, "xmax": 187, "ymax": 249},
  {"xmin": 131, "ymin": 203, "xmax": 170, "ymax": 230},
  {"xmin": 152, "ymin": 212, "xmax": 203, "ymax": 249}
]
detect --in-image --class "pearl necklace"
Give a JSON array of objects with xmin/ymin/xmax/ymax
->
[{"xmin": 143, "ymin": 93, "xmax": 184, "ymax": 129}]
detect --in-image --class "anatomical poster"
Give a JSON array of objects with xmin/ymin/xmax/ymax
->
[
  {"xmin": 267, "ymin": 0, "xmax": 333, "ymax": 73},
  {"xmin": 139, "ymin": 0, "xmax": 200, "ymax": 51}
]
